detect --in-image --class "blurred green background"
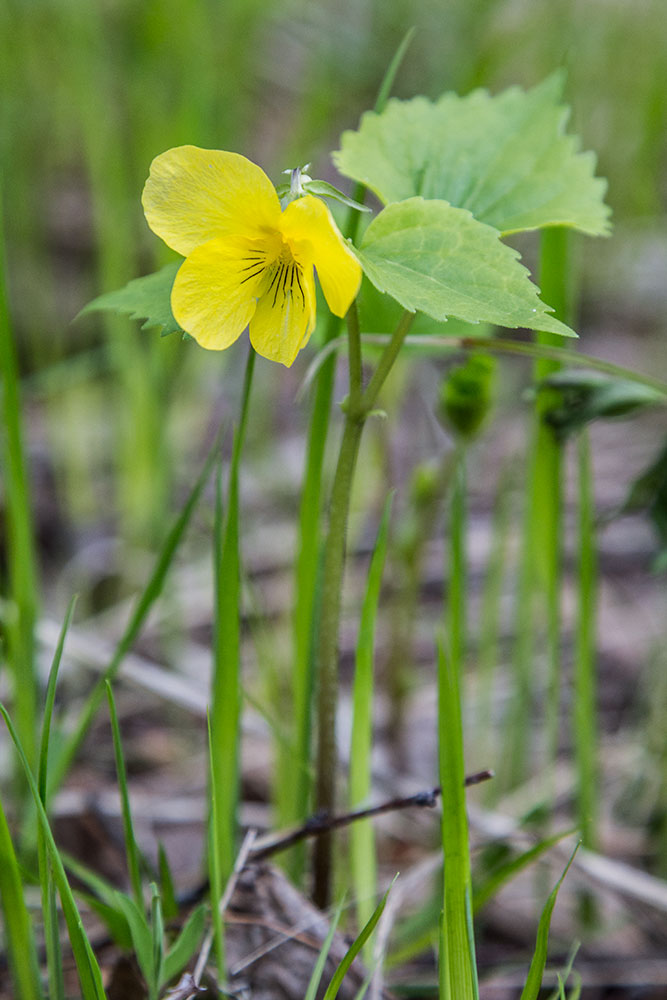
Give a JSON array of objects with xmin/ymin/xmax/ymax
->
[{"xmin": 2, "ymin": 0, "xmax": 666, "ymax": 544}]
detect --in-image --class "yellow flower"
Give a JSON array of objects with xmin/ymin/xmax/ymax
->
[{"xmin": 142, "ymin": 146, "xmax": 362, "ymax": 367}]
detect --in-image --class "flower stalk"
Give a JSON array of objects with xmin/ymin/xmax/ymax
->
[{"xmin": 313, "ymin": 306, "xmax": 413, "ymax": 907}]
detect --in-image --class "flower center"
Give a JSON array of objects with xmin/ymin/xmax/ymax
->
[{"xmin": 239, "ymin": 236, "xmax": 306, "ymax": 310}]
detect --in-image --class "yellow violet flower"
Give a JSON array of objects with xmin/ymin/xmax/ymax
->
[{"xmin": 142, "ymin": 146, "xmax": 362, "ymax": 367}]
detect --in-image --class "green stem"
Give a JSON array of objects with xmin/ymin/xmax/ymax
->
[
  {"xmin": 361, "ymin": 310, "xmax": 415, "ymax": 414},
  {"xmin": 287, "ymin": 318, "xmax": 339, "ymax": 882},
  {"xmin": 313, "ymin": 309, "xmax": 412, "ymax": 908},
  {"xmin": 536, "ymin": 228, "xmax": 570, "ymax": 782},
  {"xmin": 308, "ymin": 334, "xmax": 667, "ymax": 400},
  {"xmin": 447, "ymin": 445, "xmax": 467, "ymax": 674},
  {"xmin": 286, "ymin": 40, "xmax": 415, "ymax": 879}
]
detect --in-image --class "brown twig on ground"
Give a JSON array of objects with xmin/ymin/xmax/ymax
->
[{"xmin": 249, "ymin": 769, "xmax": 494, "ymax": 861}]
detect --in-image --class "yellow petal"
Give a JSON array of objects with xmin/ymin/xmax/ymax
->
[
  {"xmin": 249, "ymin": 260, "xmax": 316, "ymax": 367},
  {"xmin": 171, "ymin": 237, "xmax": 263, "ymax": 350},
  {"xmin": 280, "ymin": 195, "xmax": 361, "ymax": 317},
  {"xmin": 142, "ymin": 146, "xmax": 281, "ymax": 256}
]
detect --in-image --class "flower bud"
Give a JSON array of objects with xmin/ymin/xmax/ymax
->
[{"xmin": 438, "ymin": 353, "xmax": 496, "ymax": 440}]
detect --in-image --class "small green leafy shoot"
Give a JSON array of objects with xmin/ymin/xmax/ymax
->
[
  {"xmin": 158, "ymin": 842, "xmax": 179, "ymax": 922},
  {"xmin": 519, "ymin": 845, "xmax": 580, "ymax": 1000}
]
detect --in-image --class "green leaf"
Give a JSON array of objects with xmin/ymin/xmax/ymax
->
[
  {"xmin": 76, "ymin": 893, "xmax": 133, "ymax": 951},
  {"xmin": 335, "ymin": 74, "xmax": 610, "ymax": 237},
  {"xmin": 357, "ymin": 274, "xmax": 491, "ymax": 341},
  {"xmin": 356, "ymin": 199, "xmax": 575, "ymax": 338},
  {"xmin": 161, "ymin": 903, "xmax": 206, "ymax": 988},
  {"xmin": 157, "ymin": 843, "xmax": 179, "ymax": 923},
  {"xmin": 114, "ymin": 892, "xmax": 155, "ymax": 992},
  {"xmin": 79, "ymin": 262, "xmax": 183, "ymax": 337}
]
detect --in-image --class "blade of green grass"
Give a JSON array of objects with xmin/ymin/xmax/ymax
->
[
  {"xmin": 0, "ymin": 185, "xmax": 38, "ymax": 772},
  {"xmin": 1, "ymin": 705, "xmax": 108, "ymax": 1000},
  {"xmin": 473, "ymin": 828, "xmax": 575, "ymax": 913},
  {"xmin": 37, "ymin": 596, "xmax": 77, "ymax": 1000},
  {"xmin": 574, "ymin": 431, "xmax": 598, "ymax": 851},
  {"xmin": 151, "ymin": 883, "xmax": 165, "ymax": 995},
  {"xmin": 207, "ymin": 710, "xmax": 225, "ymax": 980},
  {"xmin": 60, "ymin": 0, "xmax": 170, "ymax": 543},
  {"xmin": 158, "ymin": 842, "xmax": 179, "ymax": 922},
  {"xmin": 106, "ymin": 682, "xmax": 144, "ymax": 908},
  {"xmin": 209, "ymin": 347, "xmax": 255, "ymax": 894},
  {"xmin": 114, "ymin": 890, "xmax": 156, "ymax": 998},
  {"xmin": 476, "ymin": 461, "xmax": 512, "ymax": 784},
  {"xmin": 49, "ymin": 427, "xmax": 222, "ymax": 798},
  {"xmin": 304, "ymin": 898, "xmax": 345, "ymax": 1000},
  {"xmin": 322, "ymin": 879, "xmax": 395, "ymax": 1000},
  {"xmin": 534, "ymin": 227, "xmax": 571, "ymax": 781},
  {"xmin": 349, "ymin": 491, "xmax": 393, "ymax": 955},
  {"xmin": 573, "ymin": 430, "xmax": 599, "ymax": 927},
  {"xmin": 0, "ymin": 797, "xmax": 43, "ymax": 1000},
  {"xmin": 437, "ymin": 639, "xmax": 478, "ymax": 1000},
  {"xmin": 519, "ymin": 845, "xmax": 579, "ymax": 1000}
]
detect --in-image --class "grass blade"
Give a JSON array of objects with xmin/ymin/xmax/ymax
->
[
  {"xmin": 473, "ymin": 828, "xmax": 575, "ymax": 913},
  {"xmin": 0, "ymin": 797, "xmax": 43, "ymax": 1000},
  {"xmin": 574, "ymin": 432, "xmax": 599, "ymax": 851},
  {"xmin": 519, "ymin": 845, "xmax": 579, "ymax": 1000},
  {"xmin": 322, "ymin": 880, "xmax": 395, "ymax": 1000},
  {"xmin": 209, "ymin": 347, "xmax": 255, "ymax": 894},
  {"xmin": 0, "ymin": 186, "xmax": 39, "ymax": 771},
  {"xmin": 207, "ymin": 710, "xmax": 225, "ymax": 978},
  {"xmin": 0, "ymin": 704, "xmax": 108, "ymax": 1000},
  {"xmin": 106, "ymin": 682, "xmax": 144, "ymax": 908},
  {"xmin": 349, "ymin": 491, "xmax": 393, "ymax": 952},
  {"xmin": 437, "ymin": 639, "xmax": 478, "ymax": 1000},
  {"xmin": 304, "ymin": 898, "xmax": 345, "ymax": 1000},
  {"xmin": 158, "ymin": 842, "xmax": 179, "ymax": 922},
  {"xmin": 38, "ymin": 596, "xmax": 77, "ymax": 1000}
]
